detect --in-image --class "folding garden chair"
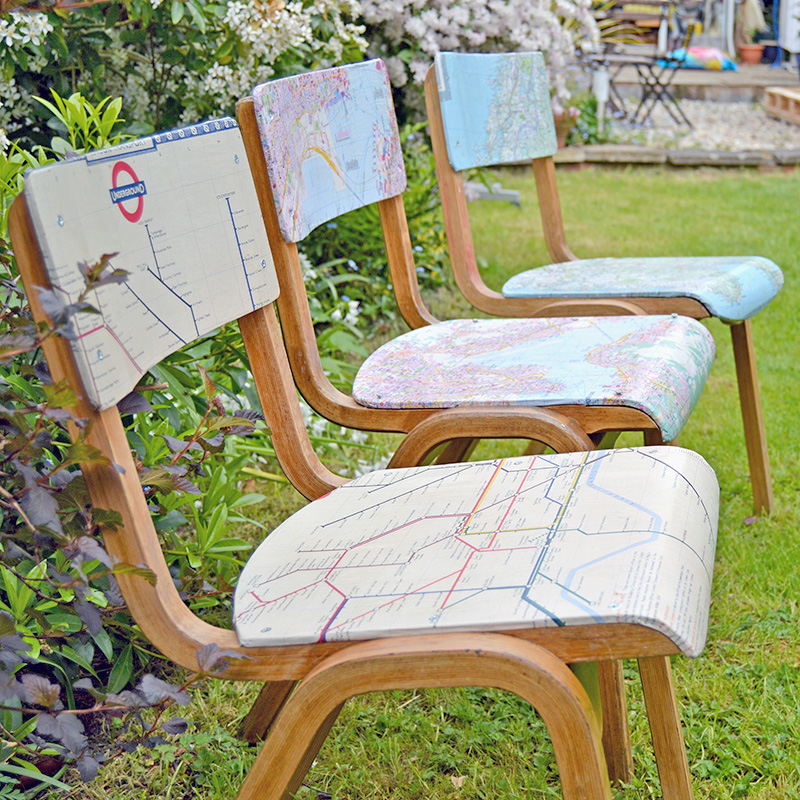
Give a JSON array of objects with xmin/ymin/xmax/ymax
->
[
  {"xmin": 592, "ymin": 0, "xmax": 698, "ymax": 126},
  {"xmin": 424, "ymin": 50, "xmax": 782, "ymax": 515},
  {"xmin": 10, "ymin": 116, "xmax": 720, "ymax": 800}
]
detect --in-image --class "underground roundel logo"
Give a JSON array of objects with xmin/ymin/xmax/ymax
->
[{"xmin": 109, "ymin": 161, "xmax": 147, "ymax": 223}]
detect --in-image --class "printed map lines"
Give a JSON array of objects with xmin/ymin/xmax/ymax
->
[
  {"xmin": 144, "ymin": 224, "xmax": 162, "ymax": 280},
  {"xmin": 123, "ymin": 281, "xmax": 188, "ymax": 346},
  {"xmin": 238, "ymin": 449, "xmax": 713, "ymax": 645},
  {"xmin": 324, "ymin": 457, "xmax": 586, "ymax": 634},
  {"xmin": 144, "ymin": 226, "xmax": 198, "ymax": 340},
  {"xmin": 324, "ymin": 569, "xmax": 463, "ymax": 638},
  {"xmin": 50, "ymin": 279, "xmax": 143, "ymax": 401},
  {"xmin": 225, "ymin": 196, "xmax": 257, "ymax": 310}
]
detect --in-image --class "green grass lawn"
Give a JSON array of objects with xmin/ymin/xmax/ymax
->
[{"xmin": 78, "ymin": 166, "xmax": 799, "ymax": 800}]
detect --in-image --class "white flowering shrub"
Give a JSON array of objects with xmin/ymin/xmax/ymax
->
[
  {"xmin": 360, "ymin": 0, "xmax": 599, "ymax": 112},
  {"xmin": 0, "ymin": 11, "xmax": 53, "ymax": 149},
  {"xmin": 2, "ymin": 0, "xmax": 367, "ymax": 142}
]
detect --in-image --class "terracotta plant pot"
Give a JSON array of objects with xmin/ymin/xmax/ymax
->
[{"xmin": 739, "ymin": 43, "xmax": 765, "ymax": 65}]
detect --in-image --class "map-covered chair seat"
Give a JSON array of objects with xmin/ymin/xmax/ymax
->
[
  {"xmin": 249, "ymin": 59, "xmax": 715, "ymax": 446},
  {"xmin": 352, "ymin": 315, "xmax": 713, "ymax": 444},
  {"xmin": 235, "ymin": 446, "xmax": 719, "ymax": 656},
  {"xmin": 502, "ymin": 256, "xmax": 782, "ymax": 324},
  {"xmin": 425, "ymin": 50, "xmax": 781, "ymax": 514}
]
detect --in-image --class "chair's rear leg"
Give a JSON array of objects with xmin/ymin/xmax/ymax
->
[
  {"xmin": 643, "ymin": 429, "xmax": 665, "ymax": 446},
  {"xmin": 523, "ymin": 439, "xmax": 548, "ymax": 456},
  {"xmin": 638, "ymin": 655, "xmax": 693, "ymax": 800},
  {"xmin": 434, "ymin": 437, "xmax": 479, "ymax": 464},
  {"xmin": 239, "ymin": 681, "xmax": 297, "ymax": 743},
  {"xmin": 598, "ymin": 660, "xmax": 633, "ymax": 785},
  {"xmin": 730, "ymin": 320, "xmax": 774, "ymax": 515}
]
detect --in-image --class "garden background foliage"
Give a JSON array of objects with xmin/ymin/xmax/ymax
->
[{"xmin": 0, "ymin": 0, "xmax": 599, "ymax": 792}]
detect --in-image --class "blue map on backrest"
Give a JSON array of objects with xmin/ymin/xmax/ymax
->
[
  {"xmin": 434, "ymin": 51, "xmax": 557, "ymax": 171},
  {"xmin": 24, "ymin": 119, "xmax": 279, "ymax": 410},
  {"xmin": 253, "ymin": 59, "xmax": 407, "ymax": 243}
]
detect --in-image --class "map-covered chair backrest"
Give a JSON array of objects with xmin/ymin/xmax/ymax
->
[
  {"xmin": 252, "ymin": 59, "xmax": 407, "ymax": 243},
  {"xmin": 22, "ymin": 118, "xmax": 279, "ymax": 410},
  {"xmin": 433, "ymin": 51, "xmax": 557, "ymax": 172}
]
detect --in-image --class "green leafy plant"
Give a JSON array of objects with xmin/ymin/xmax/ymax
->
[
  {"xmin": 33, "ymin": 92, "xmax": 127, "ymax": 156},
  {"xmin": 0, "ymin": 91, "xmax": 269, "ymax": 789}
]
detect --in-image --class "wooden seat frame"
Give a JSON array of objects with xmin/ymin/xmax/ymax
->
[
  {"xmin": 11, "ymin": 181, "xmax": 698, "ymax": 800},
  {"xmin": 422, "ymin": 65, "xmax": 773, "ymax": 515}
]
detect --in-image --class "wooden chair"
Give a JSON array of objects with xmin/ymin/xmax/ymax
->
[
  {"xmin": 10, "ymin": 117, "xmax": 721, "ymax": 800},
  {"xmin": 237, "ymin": 61, "xmax": 718, "ymax": 783},
  {"xmin": 423, "ymin": 50, "xmax": 782, "ymax": 515},
  {"xmin": 236, "ymin": 60, "xmax": 716, "ymax": 466}
]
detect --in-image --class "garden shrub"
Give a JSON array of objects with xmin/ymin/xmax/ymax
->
[
  {"xmin": 1, "ymin": 0, "xmax": 367, "ymax": 146},
  {"xmin": 0, "ymin": 94, "xmax": 280, "ymax": 791},
  {"xmin": 0, "ymin": 88, "xmax": 401, "ymax": 790},
  {"xmin": 360, "ymin": 0, "xmax": 599, "ymax": 115}
]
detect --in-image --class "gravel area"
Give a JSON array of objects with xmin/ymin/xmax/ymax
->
[{"xmin": 607, "ymin": 99, "xmax": 800, "ymax": 150}]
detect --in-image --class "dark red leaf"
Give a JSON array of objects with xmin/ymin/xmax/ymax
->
[
  {"xmin": 23, "ymin": 674, "xmax": 61, "ymax": 708},
  {"xmin": 138, "ymin": 674, "xmax": 191, "ymax": 706}
]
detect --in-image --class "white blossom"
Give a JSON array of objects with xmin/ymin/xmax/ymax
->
[{"xmin": 360, "ymin": 0, "xmax": 599, "ymax": 108}]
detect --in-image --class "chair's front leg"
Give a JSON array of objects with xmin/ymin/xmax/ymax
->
[
  {"xmin": 237, "ymin": 634, "xmax": 612, "ymax": 800},
  {"xmin": 730, "ymin": 320, "xmax": 774, "ymax": 514},
  {"xmin": 638, "ymin": 655, "xmax": 693, "ymax": 800}
]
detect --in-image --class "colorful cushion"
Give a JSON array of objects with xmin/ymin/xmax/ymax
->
[
  {"xmin": 234, "ymin": 446, "xmax": 719, "ymax": 656},
  {"xmin": 502, "ymin": 256, "xmax": 783, "ymax": 323},
  {"xmin": 253, "ymin": 59, "xmax": 406, "ymax": 243},
  {"xmin": 661, "ymin": 47, "xmax": 738, "ymax": 70},
  {"xmin": 434, "ymin": 51, "xmax": 557, "ymax": 171},
  {"xmin": 351, "ymin": 315, "xmax": 715, "ymax": 443}
]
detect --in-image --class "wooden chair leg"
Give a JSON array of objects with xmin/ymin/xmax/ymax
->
[
  {"xmin": 638, "ymin": 655, "xmax": 693, "ymax": 800},
  {"xmin": 730, "ymin": 320, "xmax": 774, "ymax": 515},
  {"xmin": 643, "ymin": 429, "xmax": 665, "ymax": 446},
  {"xmin": 239, "ymin": 680, "xmax": 297, "ymax": 743},
  {"xmin": 434, "ymin": 437, "xmax": 479, "ymax": 464},
  {"xmin": 237, "ymin": 634, "xmax": 612, "ymax": 800},
  {"xmin": 598, "ymin": 660, "xmax": 633, "ymax": 785}
]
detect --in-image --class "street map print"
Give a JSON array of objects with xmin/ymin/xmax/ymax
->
[
  {"xmin": 253, "ymin": 59, "xmax": 406, "ymax": 243},
  {"xmin": 502, "ymin": 255, "xmax": 784, "ymax": 323},
  {"xmin": 434, "ymin": 51, "xmax": 557, "ymax": 172},
  {"xmin": 25, "ymin": 119, "xmax": 279, "ymax": 409},
  {"xmin": 235, "ymin": 446, "xmax": 719, "ymax": 658},
  {"xmin": 352, "ymin": 315, "xmax": 715, "ymax": 443}
]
